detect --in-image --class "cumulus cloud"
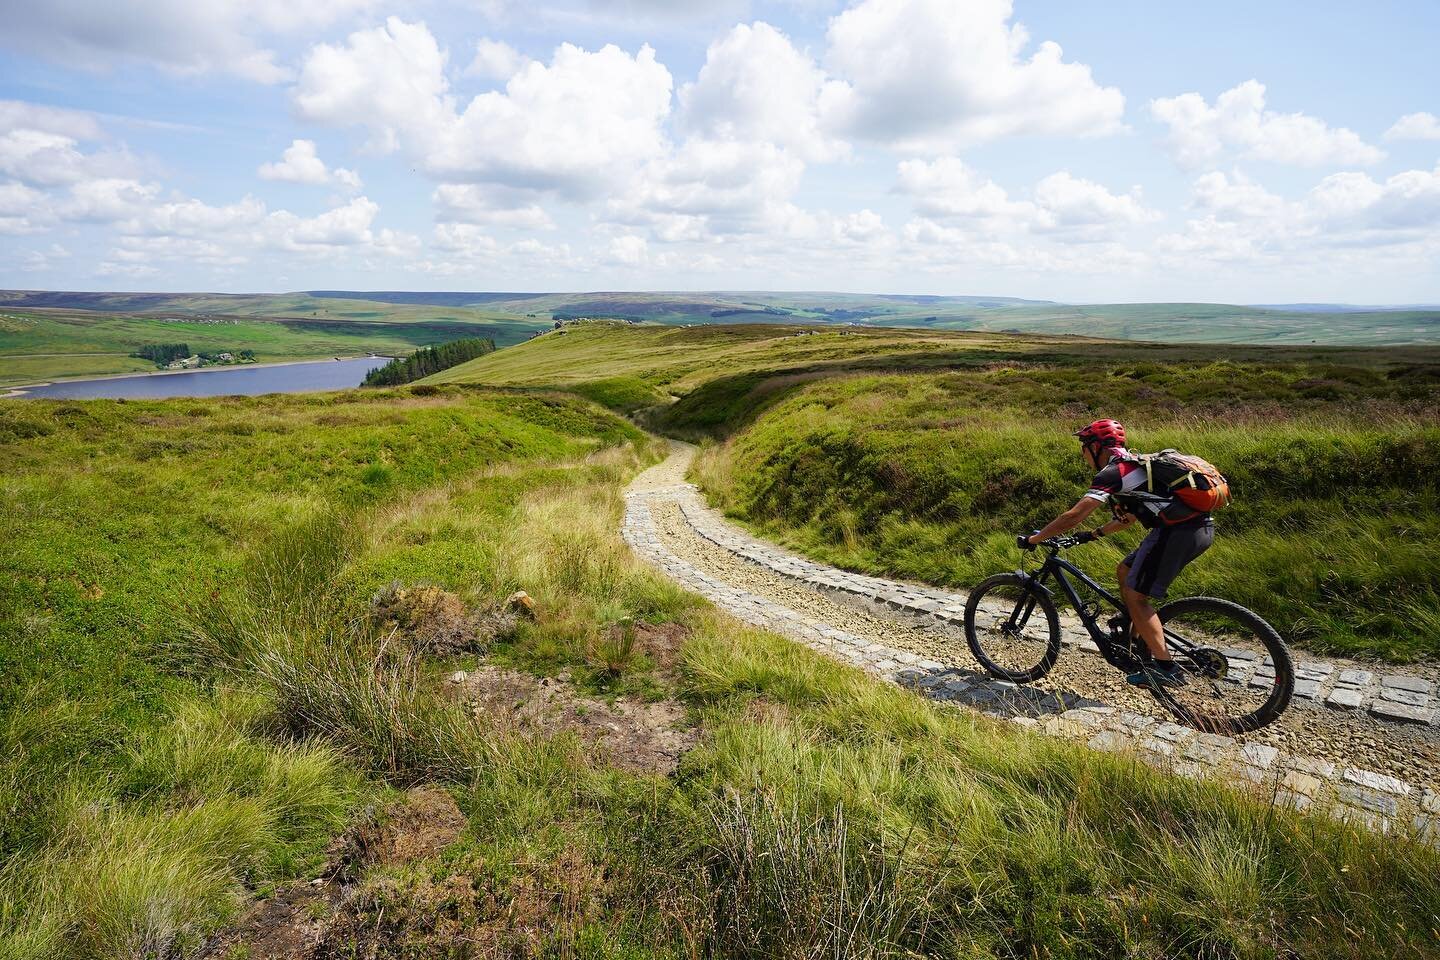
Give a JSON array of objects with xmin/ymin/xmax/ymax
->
[
  {"xmin": 0, "ymin": 0, "xmax": 375, "ymax": 83},
  {"xmin": 0, "ymin": 181, "xmax": 51, "ymax": 234},
  {"xmin": 0, "ymin": 99, "xmax": 140, "ymax": 188},
  {"xmin": 1384, "ymin": 112, "xmax": 1440, "ymax": 142},
  {"xmin": 296, "ymin": 19, "xmax": 673, "ymax": 201},
  {"xmin": 1150, "ymin": 81, "xmax": 1383, "ymax": 169},
  {"xmin": 1158, "ymin": 163, "xmax": 1440, "ymax": 263},
  {"xmin": 821, "ymin": 0, "xmax": 1125, "ymax": 151},
  {"xmin": 258, "ymin": 139, "xmax": 361, "ymax": 190},
  {"xmin": 610, "ymin": 138, "xmax": 807, "ymax": 240},
  {"xmin": 679, "ymin": 21, "xmax": 846, "ymax": 161},
  {"xmin": 466, "ymin": 38, "xmax": 529, "ymax": 79},
  {"xmin": 433, "ymin": 183, "xmax": 555, "ymax": 229},
  {"xmin": 293, "ymin": 18, "xmax": 454, "ymax": 152},
  {"xmin": 0, "ymin": 100, "xmax": 103, "ymax": 141},
  {"xmin": 895, "ymin": 158, "xmax": 1155, "ymax": 239}
]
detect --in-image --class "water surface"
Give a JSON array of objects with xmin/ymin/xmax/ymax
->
[{"xmin": 9, "ymin": 357, "xmax": 390, "ymax": 399}]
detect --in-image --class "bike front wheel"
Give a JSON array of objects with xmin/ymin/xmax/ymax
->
[
  {"xmin": 963, "ymin": 573, "xmax": 1061, "ymax": 683},
  {"xmin": 1146, "ymin": 596, "xmax": 1294, "ymax": 734}
]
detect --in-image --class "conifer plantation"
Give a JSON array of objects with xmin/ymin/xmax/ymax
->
[{"xmin": 362, "ymin": 337, "xmax": 496, "ymax": 387}]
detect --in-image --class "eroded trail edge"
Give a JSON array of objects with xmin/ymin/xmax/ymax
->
[{"xmin": 625, "ymin": 442, "xmax": 1439, "ymax": 839}]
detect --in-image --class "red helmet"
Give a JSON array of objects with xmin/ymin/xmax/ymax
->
[{"xmin": 1074, "ymin": 418, "xmax": 1126, "ymax": 449}]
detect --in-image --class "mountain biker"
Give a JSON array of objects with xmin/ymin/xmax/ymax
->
[{"xmin": 1020, "ymin": 418, "xmax": 1214, "ymax": 688}]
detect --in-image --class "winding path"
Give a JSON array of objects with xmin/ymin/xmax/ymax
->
[{"xmin": 624, "ymin": 442, "xmax": 1439, "ymax": 839}]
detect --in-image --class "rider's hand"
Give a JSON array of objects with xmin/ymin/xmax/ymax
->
[
  {"xmin": 1017, "ymin": 532, "xmax": 1038, "ymax": 551},
  {"xmin": 1074, "ymin": 531, "xmax": 1099, "ymax": 544}
]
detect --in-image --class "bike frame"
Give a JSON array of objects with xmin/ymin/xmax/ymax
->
[{"xmin": 1010, "ymin": 542, "xmax": 1201, "ymax": 673}]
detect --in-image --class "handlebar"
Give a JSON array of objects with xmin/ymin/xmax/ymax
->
[{"xmin": 1019, "ymin": 533, "xmax": 1083, "ymax": 552}]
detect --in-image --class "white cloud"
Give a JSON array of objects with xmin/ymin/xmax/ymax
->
[
  {"xmin": 0, "ymin": 130, "xmax": 92, "ymax": 187},
  {"xmin": 1150, "ymin": 81, "xmax": 1383, "ymax": 169},
  {"xmin": 1158, "ymin": 163, "xmax": 1440, "ymax": 264},
  {"xmin": 60, "ymin": 178, "xmax": 161, "ymax": 222},
  {"xmin": 0, "ymin": 99, "xmax": 138, "ymax": 187},
  {"xmin": 270, "ymin": 196, "xmax": 379, "ymax": 248},
  {"xmin": 0, "ymin": 0, "xmax": 375, "ymax": 83},
  {"xmin": 895, "ymin": 158, "xmax": 1155, "ymax": 239},
  {"xmin": 19, "ymin": 243, "xmax": 71, "ymax": 272},
  {"xmin": 434, "ymin": 41, "xmax": 673, "ymax": 197},
  {"xmin": 609, "ymin": 139, "xmax": 807, "ymax": 240},
  {"xmin": 294, "ymin": 18, "xmax": 454, "ymax": 152},
  {"xmin": 679, "ymin": 21, "xmax": 846, "ymax": 161},
  {"xmin": 1188, "ymin": 170, "xmax": 1288, "ymax": 221},
  {"xmin": 1384, "ymin": 112, "xmax": 1440, "ymax": 142},
  {"xmin": 0, "ymin": 181, "xmax": 51, "ymax": 234},
  {"xmin": 1032, "ymin": 171, "xmax": 1157, "ymax": 231},
  {"xmin": 258, "ymin": 138, "xmax": 362, "ymax": 190},
  {"xmin": 466, "ymin": 38, "xmax": 529, "ymax": 79},
  {"xmin": 0, "ymin": 100, "xmax": 103, "ymax": 140},
  {"xmin": 295, "ymin": 20, "xmax": 674, "ymax": 201},
  {"xmin": 433, "ymin": 184, "xmax": 555, "ymax": 230},
  {"xmin": 833, "ymin": 209, "xmax": 887, "ymax": 243},
  {"xmin": 607, "ymin": 234, "xmax": 648, "ymax": 266},
  {"xmin": 258, "ymin": 139, "xmax": 329, "ymax": 184},
  {"xmin": 821, "ymin": 0, "xmax": 1125, "ymax": 151},
  {"xmin": 896, "ymin": 157, "xmax": 1036, "ymax": 224}
]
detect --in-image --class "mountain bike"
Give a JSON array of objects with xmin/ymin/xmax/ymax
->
[{"xmin": 963, "ymin": 534, "xmax": 1293, "ymax": 734}]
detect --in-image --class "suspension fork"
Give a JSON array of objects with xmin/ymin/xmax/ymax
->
[{"xmin": 1004, "ymin": 560, "xmax": 1054, "ymax": 631}]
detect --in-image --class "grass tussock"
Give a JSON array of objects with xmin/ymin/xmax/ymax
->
[
  {"xmin": 692, "ymin": 366, "xmax": 1440, "ymax": 661},
  {"xmin": 4, "ymin": 382, "xmax": 1440, "ymax": 958}
]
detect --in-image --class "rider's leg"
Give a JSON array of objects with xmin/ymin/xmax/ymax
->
[
  {"xmin": 1121, "ymin": 582, "xmax": 1170, "ymax": 661},
  {"xmin": 1117, "ymin": 560, "xmax": 1167, "ymax": 658}
]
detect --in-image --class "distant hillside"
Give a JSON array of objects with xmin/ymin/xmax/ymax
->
[
  {"xmin": 5, "ymin": 289, "xmax": 1440, "ymax": 347},
  {"xmin": 304, "ymin": 291, "xmax": 547, "ymax": 307}
]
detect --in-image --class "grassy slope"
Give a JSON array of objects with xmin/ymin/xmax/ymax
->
[
  {"xmin": 0, "ymin": 386, "xmax": 644, "ymax": 956},
  {"xmin": 437, "ymin": 324, "xmax": 1440, "ymax": 661},
  {"xmin": 4, "ymin": 384, "xmax": 1437, "ymax": 959},
  {"xmin": 0, "ymin": 296, "xmax": 546, "ymax": 386}
]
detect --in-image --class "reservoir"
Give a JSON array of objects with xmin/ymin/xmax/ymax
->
[{"xmin": 7, "ymin": 357, "xmax": 391, "ymax": 399}]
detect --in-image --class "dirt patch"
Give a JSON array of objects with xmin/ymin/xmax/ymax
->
[
  {"xmin": 631, "ymin": 620, "xmax": 689, "ymax": 675},
  {"xmin": 369, "ymin": 584, "xmax": 518, "ymax": 657},
  {"xmin": 454, "ymin": 665, "xmax": 697, "ymax": 775},
  {"xmin": 328, "ymin": 787, "xmax": 466, "ymax": 882},
  {"xmin": 200, "ymin": 788, "xmax": 468, "ymax": 960}
]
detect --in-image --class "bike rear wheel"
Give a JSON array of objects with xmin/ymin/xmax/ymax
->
[
  {"xmin": 963, "ymin": 573, "xmax": 1061, "ymax": 683},
  {"xmin": 1145, "ymin": 596, "xmax": 1293, "ymax": 734}
]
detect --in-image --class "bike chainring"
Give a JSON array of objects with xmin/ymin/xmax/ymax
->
[{"xmin": 1183, "ymin": 646, "xmax": 1229, "ymax": 681}]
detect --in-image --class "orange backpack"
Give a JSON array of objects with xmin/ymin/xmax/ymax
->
[{"xmin": 1134, "ymin": 449, "xmax": 1232, "ymax": 517}]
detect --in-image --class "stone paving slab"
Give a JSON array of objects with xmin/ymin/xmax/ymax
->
[
  {"xmin": 623, "ymin": 456, "xmax": 1437, "ymax": 842},
  {"xmin": 672, "ymin": 490, "xmax": 1437, "ymax": 728}
]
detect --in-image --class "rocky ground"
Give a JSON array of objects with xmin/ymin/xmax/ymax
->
[{"xmin": 626, "ymin": 442, "xmax": 1439, "ymax": 835}]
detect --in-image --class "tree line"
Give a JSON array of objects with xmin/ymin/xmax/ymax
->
[
  {"xmin": 362, "ymin": 337, "xmax": 496, "ymax": 387},
  {"xmin": 131, "ymin": 343, "xmax": 190, "ymax": 364}
]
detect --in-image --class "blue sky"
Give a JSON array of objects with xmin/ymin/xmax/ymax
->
[{"xmin": 1, "ymin": 0, "xmax": 1438, "ymax": 302}]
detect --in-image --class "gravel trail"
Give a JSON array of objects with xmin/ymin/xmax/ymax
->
[{"xmin": 637, "ymin": 442, "xmax": 1440, "ymax": 795}]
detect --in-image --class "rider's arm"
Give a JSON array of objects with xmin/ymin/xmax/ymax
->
[
  {"xmin": 1027, "ymin": 496, "xmax": 1102, "ymax": 544},
  {"xmin": 1095, "ymin": 510, "xmax": 1138, "ymax": 537}
]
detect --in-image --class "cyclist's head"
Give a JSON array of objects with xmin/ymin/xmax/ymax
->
[{"xmin": 1075, "ymin": 418, "xmax": 1126, "ymax": 468}]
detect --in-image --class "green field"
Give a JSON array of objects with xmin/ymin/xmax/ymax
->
[
  {"xmin": 437, "ymin": 323, "xmax": 1440, "ymax": 662},
  {"xmin": 4, "ymin": 383, "xmax": 1437, "ymax": 959},
  {"xmin": 4, "ymin": 288, "xmax": 1438, "ymax": 388},
  {"xmin": 0, "ymin": 294, "xmax": 547, "ymax": 386}
]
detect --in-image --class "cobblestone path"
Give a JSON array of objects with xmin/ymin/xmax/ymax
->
[{"xmin": 624, "ymin": 442, "xmax": 1438, "ymax": 840}]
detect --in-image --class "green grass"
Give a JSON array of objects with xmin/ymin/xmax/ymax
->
[
  {"xmin": 2, "ymin": 379, "xmax": 1438, "ymax": 957},
  {"xmin": 0, "ymin": 300, "xmax": 546, "ymax": 386},
  {"xmin": 0, "ymin": 385, "xmax": 648, "ymax": 957},
  {"xmin": 692, "ymin": 366, "xmax": 1440, "ymax": 661},
  {"xmin": 437, "ymin": 323, "xmax": 1440, "ymax": 662}
]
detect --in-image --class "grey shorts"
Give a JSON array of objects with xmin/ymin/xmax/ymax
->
[{"xmin": 1123, "ymin": 522, "xmax": 1213, "ymax": 599}]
